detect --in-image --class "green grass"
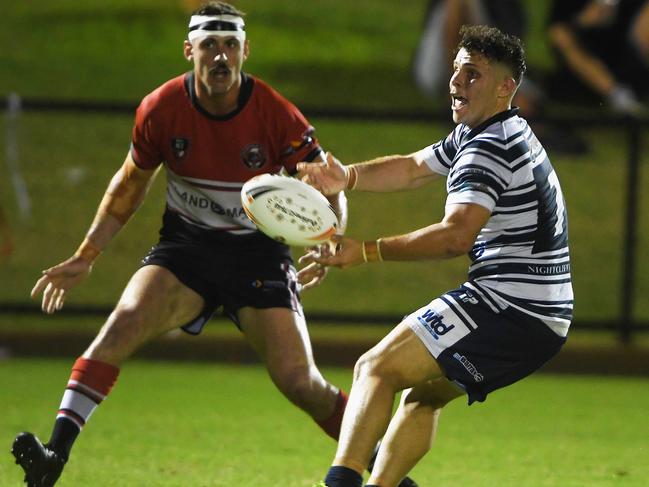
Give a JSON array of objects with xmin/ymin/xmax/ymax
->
[
  {"xmin": 3, "ymin": 313, "xmax": 648, "ymax": 350},
  {"xmin": 1, "ymin": 359, "xmax": 648, "ymax": 486},
  {"xmin": 1, "ymin": 114, "xmax": 648, "ymax": 323},
  {"xmin": 0, "ymin": 0, "xmax": 558, "ymax": 110},
  {"xmin": 1, "ymin": 0, "xmax": 648, "ymax": 327},
  {"xmin": 1, "ymin": 5, "xmax": 646, "ymax": 481},
  {"xmin": 0, "ymin": 0, "xmax": 431, "ymax": 110}
]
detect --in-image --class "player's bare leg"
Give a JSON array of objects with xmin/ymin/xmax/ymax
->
[
  {"xmin": 84, "ymin": 265, "xmax": 205, "ymax": 364},
  {"xmin": 238, "ymin": 307, "xmax": 342, "ymax": 423},
  {"xmin": 240, "ymin": 308, "xmax": 421, "ymax": 486},
  {"xmin": 324, "ymin": 322, "xmax": 446, "ymax": 487},
  {"xmin": 367, "ymin": 379, "xmax": 464, "ymax": 487},
  {"xmin": 12, "ymin": 265, "xmax": 205, "ymax": 486}
]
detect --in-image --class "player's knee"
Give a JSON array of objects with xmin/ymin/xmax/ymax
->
[
  {"xmin": 354, "ymin": 349, "xmax": 404, "ymax": 389},
  {"xmin": 354, "ymin": 349, "xmax": 379, "ymax": 380}
]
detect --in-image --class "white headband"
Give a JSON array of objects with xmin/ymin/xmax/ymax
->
[{"xmin": 188, "ymin": 14, "xmax": 246, "ymax": 42}]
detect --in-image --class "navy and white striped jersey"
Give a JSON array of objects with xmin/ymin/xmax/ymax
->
[{"xmin": 417, "ymin": 109, "xmax": 573, "ymax": 337}]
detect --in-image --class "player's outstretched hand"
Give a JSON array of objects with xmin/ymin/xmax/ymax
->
[
  {"xmin": 297, "ymin": 243, "xmax": 334, "ymax": 291},
  {"xmin": 31, "ymin": 256, "xmax": 93, "ymax": 314},
  {"xmin": 297, "ymin": 152, "xmax": 347, "ymax": 195},
  {"xmin": 297, "ymin": 254, "xmax": 328, "ymax": 291},
  {"xmin": 299, "ymin": 235, "xmax": 364, "ymax": 270}
]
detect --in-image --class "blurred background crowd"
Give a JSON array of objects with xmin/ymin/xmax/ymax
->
[
  {"xmin": 413, "ymin": 0, "xmax": 649, "ymax": 117},
  {"xmin": 410, "ymin": 0, "xmax": 649, "ymax": 154}
]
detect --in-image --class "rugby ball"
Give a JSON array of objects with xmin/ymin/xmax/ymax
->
[{"xmin": 241, "ymin": 173, "xmax": 338, "ymax": 246}]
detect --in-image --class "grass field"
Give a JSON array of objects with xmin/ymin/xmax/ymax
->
[
  {"xmin": 0, "ymin": 0, "xmax": 563, "ymax": 109},
  {"xmin": 1, "ymin": 2, "xmax": 649, "ymax": 325},
  {"xmin": 1, "ymin": 113, "xmax": 648, "ymax": 323},
  {"xmin": 1, "ymin": 4, "xmax": 648, "ymax": 485},
  {"xmin": 1, "ymin": 0, "xmax": 648, "ymax": 325},
  {"xmin": 1, "ymin": 359, "xmax": 648, "ymax": 486}
]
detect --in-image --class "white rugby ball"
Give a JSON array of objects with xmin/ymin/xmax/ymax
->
[{"xmin": 241, "ymin": 173, "xmax": 338, "ymax": 246}]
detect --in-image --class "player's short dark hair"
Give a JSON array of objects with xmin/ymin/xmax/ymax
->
[
  {"xmin": 191, "ymin": 1, "xmax": 246, "ymax": 18},
  {"xmin": 456, "ymin": 25, "xmax": 526, "ymax": 85}
]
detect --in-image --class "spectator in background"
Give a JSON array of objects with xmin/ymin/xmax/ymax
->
[
  {"xmin": 412, "ymin": 0, "xmax": 543, "ymax": 117},
  {"xmin": 412, "ymin": 0, "xmax": 589, "ymax": 155},
  {"xmin": 0, "ymin": 204, "xmax": 14, "ymax": 261},
  {"xmin": 547, "ymin": 0, "xmax": 649, "ymax": 115},
  {"xmin": 180, "ymin": 0, "xmax": 202, "ymax": 12}
]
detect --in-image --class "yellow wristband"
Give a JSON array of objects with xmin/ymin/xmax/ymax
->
[
  {"xmin": 74, "ymin": 237, "xmax": 102, "ymax": 264},
  {"xmin": 345, "ymin": 165, "xmax": 358, "ymax": 191},
  {"xmin": 362, "ymin": 240, "xmax": 383, "ymax": 263},
  {"xmin": 376, "ymin": 238, "xmax": 384, "ymax": 261}
]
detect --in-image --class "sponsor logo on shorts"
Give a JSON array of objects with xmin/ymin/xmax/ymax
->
[
  {"xmin": 251, "ymin": 279, "xmax": 285, "ymax": 289},
  {"xmin": 416, "ymin": 308, "xmax": 455, "ymax": 340},
  {"xmin": 458, "ymin": 290, "xmax": 478, "ymax": 304},
  {"xmin": 453, "ymin": 352, "xmax": 483, "ymax": 382}
]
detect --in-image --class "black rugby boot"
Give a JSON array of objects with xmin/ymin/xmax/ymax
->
[{"xmin": 11, "ymin": 432, "xmax": 66, "ymax": 487}]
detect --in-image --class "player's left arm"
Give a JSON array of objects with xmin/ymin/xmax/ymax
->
[{"xmin": 304, "ymin": 203, "xmax": 491, "ymax": 269}]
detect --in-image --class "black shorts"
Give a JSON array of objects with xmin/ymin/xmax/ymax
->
[
  {"xmin": 141, "ymin": 210, "xmax": 302, "ymax": 334},
  {"xmin": 404, "ymin": 285, "xmax": 567, "ymax": 404}
]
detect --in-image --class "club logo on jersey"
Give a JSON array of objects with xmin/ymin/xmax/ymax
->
[
  {"xmin": 171, "ymin": 137, "xmax": 190, "ymax": 161},
  {"xmin": 241, "ymin": 144, "xmax": 267, "ymax": 169},
  {"xmin": 416, "ymin": 308, "xmax": 455, "ymax": 340}
]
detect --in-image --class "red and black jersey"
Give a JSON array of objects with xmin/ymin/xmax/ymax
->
[{"xmin": 130, "ymin": 72, "xmax": 322, "ymax": 233}]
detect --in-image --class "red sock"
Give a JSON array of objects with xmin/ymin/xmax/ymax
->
[
  {"xmin": 49, "ymin": 357, "xmax": 120, "ymax": 459},
  {"xmin": 57, "ymin": 357, "xmax": 120, "ymax": 429},
  {"xmin": 316, "ymin": 389, "xmax": 348, "ymax": 440}
]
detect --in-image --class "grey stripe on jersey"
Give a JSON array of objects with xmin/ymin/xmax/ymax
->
[{"xmin": 417, "ymin": 109, "xmax": 573, "ymax": 335}]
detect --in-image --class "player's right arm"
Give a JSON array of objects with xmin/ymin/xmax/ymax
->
[
  {"xmin": 31, "ymin": 152, "xmax": 157, "ymax": 314},
  {"xmin": 297, "ymin": 151, "xmax": 441, "ymax": 196}
]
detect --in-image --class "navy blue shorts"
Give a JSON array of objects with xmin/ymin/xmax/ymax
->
[
  {"xmin": 404, "ymin": 285, "xmax": 566, "ymax": 404},
  {"xmin": 141, "ymin": 210, "xmax": 302, "ymax": 334}
]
